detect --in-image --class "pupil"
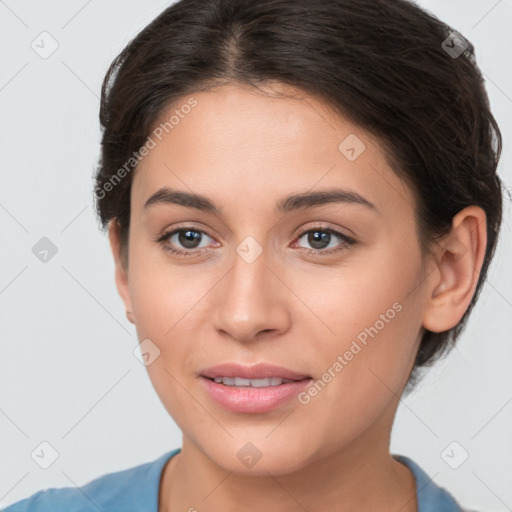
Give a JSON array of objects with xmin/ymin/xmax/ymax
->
[
  {"xmin": 179, "ymin": 230, "xmax": 201, "ymax": 249},
  {"xmin": 309, "ymin": 230, "xmax": 330, "ymax": 249}
]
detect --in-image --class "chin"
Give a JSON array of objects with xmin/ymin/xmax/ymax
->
[{"xmin": 199, "ymin": 436, "xmax": 314, "ymax": 476}]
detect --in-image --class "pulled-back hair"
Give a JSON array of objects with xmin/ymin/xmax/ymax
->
[{"xmin": 93, "ymin": 0, "xmax": 502, "ymax": 389}]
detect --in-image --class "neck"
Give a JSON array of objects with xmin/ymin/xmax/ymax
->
[{"xmin": 159, "ymin": 426, "xmax": 417, "ymax": 512}]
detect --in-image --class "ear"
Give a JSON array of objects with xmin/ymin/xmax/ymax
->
[
  {"xmin": 108, "ymin": 219, "xmax": 135, "ymax": 324},
  {"xmin": 422, "ymin": 206, "xmax": 487, "ymax": 333}
]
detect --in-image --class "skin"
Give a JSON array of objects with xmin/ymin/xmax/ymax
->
[{"xmin": 108, "ymin": 82, "xmax": 487, "ymax": 512}]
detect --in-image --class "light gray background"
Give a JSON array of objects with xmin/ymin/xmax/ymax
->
[{"xmin": 1, "ymin": 0, "xmax": 511, "ymax": 510}]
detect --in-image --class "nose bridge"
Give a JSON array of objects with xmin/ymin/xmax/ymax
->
[
  {"xmin": 213, "ymin": 234, "xmax": 289, "ymax": 341},
  {"xmin": 227, "ymin": 236, "xmax": 273, "ymax": 317}
]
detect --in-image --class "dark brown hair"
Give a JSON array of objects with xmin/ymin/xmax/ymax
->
[{"xmin": 93, "ymin": 0, "xmax": 503, "ymax": 389}]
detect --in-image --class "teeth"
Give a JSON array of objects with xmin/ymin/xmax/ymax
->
[{"xmin": 212, "ymin": 376, "xmax": 295, "ymax": 387}]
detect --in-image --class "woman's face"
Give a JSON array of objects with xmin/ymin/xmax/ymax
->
[{"xmin": 113, "ymin": 83, "xmax": 434, "ymax": 474}]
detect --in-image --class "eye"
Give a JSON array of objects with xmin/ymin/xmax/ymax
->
[
  {"xmin": 156, "ymin": 224, "xmax": 356, "ymax": 258},
  {"xmin": 157, "ymin": 227, "xmax": 217, "ymax": 257},
  {"xmin": 293, "ymin": 226, "xmax": 355, "ymax": 255}
]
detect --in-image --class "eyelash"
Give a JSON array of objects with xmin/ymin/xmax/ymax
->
[{"xmin": 156, "ymin": 225, "xmax": 356, "ymax": 258}]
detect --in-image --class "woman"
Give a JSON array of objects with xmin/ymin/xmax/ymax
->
[{"xmin": 3, "ymin": 0, "xmax": 503, "ymax": 510}]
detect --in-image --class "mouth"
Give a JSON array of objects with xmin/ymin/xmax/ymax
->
[
  {"xmin": 200, "ymin": 362, "xmax": 311, "ymax": 382},
  {"xmin": 198, "ymin": 363, "xmax": 313, "ymax": 413}
]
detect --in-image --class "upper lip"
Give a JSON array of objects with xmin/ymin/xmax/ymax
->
[{"xmin": 200, "ymin": 363, "xmax": 311, "ymax": 381}]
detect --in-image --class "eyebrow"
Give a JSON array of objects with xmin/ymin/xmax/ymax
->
[{"xmin": 143, "ymin": 186, "xmax": 377, "ymax": 215}]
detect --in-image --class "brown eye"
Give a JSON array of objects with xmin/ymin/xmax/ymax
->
[
  {"xmin": 302, "ymin": 230, "xmax": 333, "ymax": 250},
  {"xmin": 173, "ymin": 229, "xmax": 204, "ymax": 249},
  {"xmin": 294, "ymin": 227, "xmax": 355, "ymax": 255},
  {"xmin": 157, "ymin": 227, "xmax": 216, "ymax": 256}
]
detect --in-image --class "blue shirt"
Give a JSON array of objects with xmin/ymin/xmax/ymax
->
[{"xmin": 2, "ymin": 449, "xmax": 468, "ymax": 511}]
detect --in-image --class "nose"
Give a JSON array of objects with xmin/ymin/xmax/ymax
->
[{"xmin": 212, "ymin": 241, "xmax": 291, "ymax": 344}]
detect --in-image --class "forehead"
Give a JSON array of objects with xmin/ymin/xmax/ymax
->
[{"xmin": 131, "ymin": 83, "xmax": 415, "ymax": 219}]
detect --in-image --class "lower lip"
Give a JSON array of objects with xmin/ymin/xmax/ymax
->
[{"xmin": 200, "ymin": 376, "xmax": 312, "ymax": 413}]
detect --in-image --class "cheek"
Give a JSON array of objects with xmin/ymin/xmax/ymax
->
[
  {"xmin": 127, "ymin": 249, "xmax": 214, "ymax": 379},
  {"xmin": 290, "ymin": 293, "xmax": 423, "ymax": 458},
  {"xmin": 293, "ymin": 243, "xmax": 425, "ymax": 408},
  {"xmin": 127, "ymin": 258, "xmax": 206, "ymax": 429},
  {"xmin": 292, "ymin": 238, "xmax": 422, "ymax": 344},
  {"xmin": 128, "ymin": 247, "xmax": 205, "ymax": 339}
]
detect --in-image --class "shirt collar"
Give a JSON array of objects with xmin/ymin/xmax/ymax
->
[{"xmin": 394, "ymin": 454, "xmax": 463, "ymax": 512}]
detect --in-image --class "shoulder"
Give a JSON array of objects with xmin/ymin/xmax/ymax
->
[
  {"xmin": 394, "ymin": 454, "xmax": 480, "ymax": 512},
  {"xmin": 1, "ymin": 449, "xmax": 180, "ymax": 512}
]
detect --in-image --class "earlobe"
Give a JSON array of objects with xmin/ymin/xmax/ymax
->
[
  {"xmin": 108, "ymin": 219, "xmax": 135, "ymax": 324},
  {"xmin": 422, "ymin": 206, "xmax": 487, "ymax": 333}
]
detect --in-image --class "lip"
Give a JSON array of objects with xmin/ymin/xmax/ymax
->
[
  {"xmin": 199, "ymin": 363, "xmax": 312, "ymax": 413},
  {"xmin": 200, "ymin": 362, "xmax": 310, "ymax": 381}
]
